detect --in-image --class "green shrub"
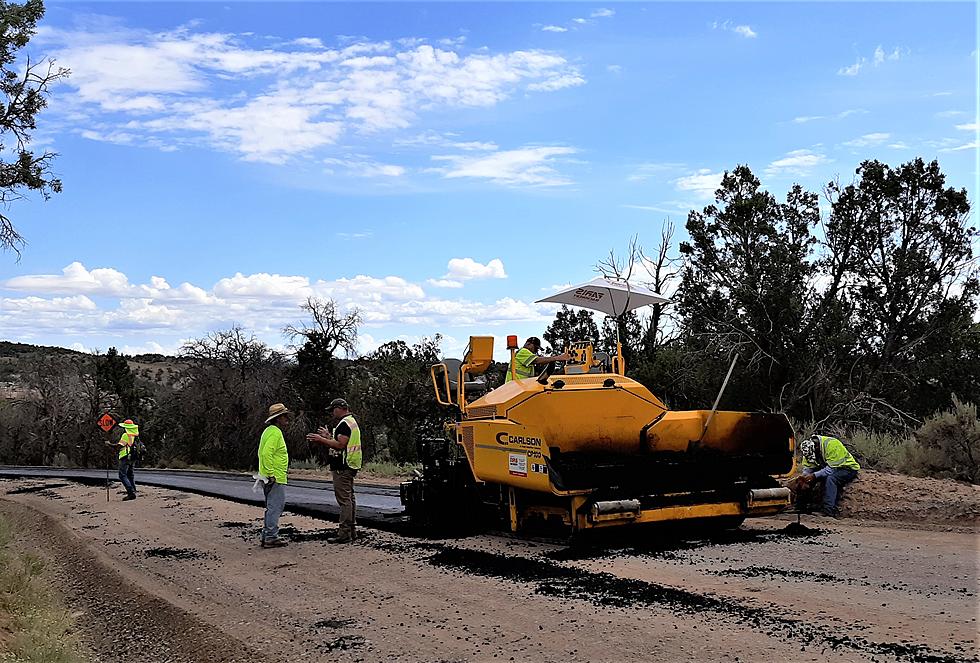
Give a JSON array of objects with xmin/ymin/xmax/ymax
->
[
  {"xmin": 910, "ymin": 396, "xmax": 980, "ymax": 483},
  {"xmin": 846, "ymin": 429, "xmax": 916, "ymax": 472},
  {"xmin": 360, "ymin": 461, "xmax": 419, "ymax": 479}
]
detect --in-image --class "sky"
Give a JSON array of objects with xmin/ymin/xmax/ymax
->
[{"xmin": 0, "ymin": 1, "xmax": 977, "ymax": 361}]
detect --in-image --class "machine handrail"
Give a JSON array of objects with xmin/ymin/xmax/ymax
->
[{"xmin": 430, "ymin": 363, "xmax": 454, "ymax": 407}]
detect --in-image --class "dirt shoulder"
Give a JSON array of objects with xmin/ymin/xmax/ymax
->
[
  {"xmin": 0, "ymin": 499, "xmax": 260, "ymax": 663},
  {"xmin": 837, "ymin": 468, "xmax": 980, "ymax": 528}
]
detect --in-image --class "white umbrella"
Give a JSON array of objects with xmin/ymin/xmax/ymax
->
[
  {"xmin": 535, "ymin": 277, "xmax": 670, "ymax": 374},
  {"xmin": 536, "ymin": 277, "xmax": 669, "ymax": 317}
]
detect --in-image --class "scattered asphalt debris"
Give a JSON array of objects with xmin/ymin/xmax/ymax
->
[
  {"xmin": 144, "ymin": 547, "xmax": 208, "ymax": 560},
  {"xmin": 716, "ymin": 565, "xmax": 845, "ymax": 583},
  {"xmin": 781, "ymin": 521, "xmax": 824, "ymax": 536},
  {"xmin": 314, "ymin": 618, "xmax": 357, "ymax": 629},
  {"xmin": 321, "ymin": 635, "xmax": 366, "ymax": 652},
  {"xmin": 277, "ymin": 526, "xmax": 339, "ymax": 542},
  {"xmin": 6, "ymin": 482, "xmax": 71, "ymax": 495},
  {"xmin": 217, "ymin": 521, "xmax": 251, "ymax": 529},
  {"xmin": 428, "ymin": 546, "xmax": 971, "ymax": 663},
  {"xmin": 546, "ymin": 525, "xmax": 825, "ymax": 562},
  {"xmin": 711, "ymin": 566, "xmax": 924, "ymax": 595}
]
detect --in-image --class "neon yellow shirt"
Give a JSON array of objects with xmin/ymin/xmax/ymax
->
[{"xmin": 258, "ymin": 425, "xmax": 289, "ymax": 484}]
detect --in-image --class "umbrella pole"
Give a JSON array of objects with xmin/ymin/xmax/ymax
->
[{"xmin": 615, "ymin": 317, "xmax": 625, "ymax": 375}]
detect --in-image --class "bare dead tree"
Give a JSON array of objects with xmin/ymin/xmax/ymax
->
[{"xmin": 283, "ymin": 297, "xmax": 361, "ymax": 358}]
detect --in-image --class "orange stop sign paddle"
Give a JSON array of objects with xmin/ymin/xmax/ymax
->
[{"xmin": 97, "ymin": 413, "xmax": 117, "ymax": 432}]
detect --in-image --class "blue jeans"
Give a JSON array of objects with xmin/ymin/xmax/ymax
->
[
  {"xmin": 118, "ymin": 456, "xmax": 136, "ymax": 497},
  {"xmin": 262, "ymin": 481, "xmax": 286, "ymax": 541},
  {"xmin": 823, "ymin": 468, "xmax": 858, "ymax": 514}
]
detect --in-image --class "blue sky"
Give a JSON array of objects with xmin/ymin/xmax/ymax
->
[{"xmin": 0, "ymin": 1, "xmax": 977, "ymax": 360}]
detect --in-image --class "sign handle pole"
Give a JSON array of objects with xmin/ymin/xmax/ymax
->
[{"xmin": 106, "ymin": 446, "xmax": 110, "ymax": 502}]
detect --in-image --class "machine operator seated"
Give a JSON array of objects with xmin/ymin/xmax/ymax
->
[{"xmin": 508, "ymin": 337, "xmax": 607, "ymax": 381}]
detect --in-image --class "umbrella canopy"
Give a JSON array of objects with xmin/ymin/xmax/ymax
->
[{"xmin": 536, "ymin": 277, "xmax": 669, "ymax": 317}]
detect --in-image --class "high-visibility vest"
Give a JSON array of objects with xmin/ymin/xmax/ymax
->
[
  {"xmin": 335, "ymin": 415, "xmax": 362, "ymax": 470},
  {"xmin": 505, "ymin": 348, "xmax": 537, "ymax": 382},
  {"xmin": 118, "ymin": 431, "xmax": 136, "ymax": 460},
  {"xmin": 802, "ymin": 435, "xmax": 861, "ymax": 472}
]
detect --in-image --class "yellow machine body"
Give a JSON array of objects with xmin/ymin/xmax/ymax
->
[{"xmin": 416, "ymin": 336, "xmax": 795, "ymax": 533}]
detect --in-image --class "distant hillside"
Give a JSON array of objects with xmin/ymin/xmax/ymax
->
[
  {"xmin": 0, "ymin": 341, "xmax": 84, "ymax": 358},
  {"xmin": 0, "ymin": 340, "xmax": 187, "ymax": 394}
]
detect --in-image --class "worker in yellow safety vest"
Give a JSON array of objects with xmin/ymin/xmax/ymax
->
[
  {"xmin": 107, "ymin": 419, "xmax": 139, "ymax": 501},
  {"xmin": 505, "ymin": 337, "xmax": 573, "ymax": 382},
  {"xmin": 307, "ymin": 398, "xmax": 362, "ymax": 543},
  {"xmin": 800, "ymin": 434, "xmax": 861, "ymax": 516}
]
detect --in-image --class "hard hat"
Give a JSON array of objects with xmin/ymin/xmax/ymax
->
[{"xmin": 328, "ymin": 398, "xmax": 349, "ymax": 410}]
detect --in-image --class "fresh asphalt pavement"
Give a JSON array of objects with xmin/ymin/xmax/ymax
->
[{"xmin": 0, "ymin": 466, "xmax": 405, "ymax": 526}]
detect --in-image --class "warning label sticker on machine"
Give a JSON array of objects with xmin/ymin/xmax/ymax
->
[
  {"xmin": 530, "ymin": 463, "xmax": 548, "ymax": 475},
  {"xmin": 508, "ymin": 453, "xmax": 528, "ymax": 477}
]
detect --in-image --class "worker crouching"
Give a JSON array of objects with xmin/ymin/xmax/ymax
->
[
  {"xmin": 307, "ymin": 398, "xmax": 362, "ymax": 543},
  {"xmin": 799, "ymin": 434, "xmax": 861, "ymax": 516}
]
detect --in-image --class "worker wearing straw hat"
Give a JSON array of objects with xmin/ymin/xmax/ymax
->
[
  {"xmin": 108, "ymin": 419, "xmax": 140, "ymax": 501},
  {"xmin": 258, "ymin": 403, "xmax": 291, "ymax": 548}
]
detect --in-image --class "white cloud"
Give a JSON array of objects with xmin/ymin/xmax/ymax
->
[
  {"xmin": 838, "ymin": 45, "xmax": 901, "ymax": 76},
  {"xmin": 591, "ymin": 9, "xmax": 615, "ymax": 18},
  {"xmin": 888, "ymin": 142, "xmax": 909, "ymax": 149},
  {"xmin": 607, "ymin": 64, "xmax": 622, "ymax": 74},
  {"xmin": 47, "ymin": 24, "xmax": 587, "ymax": 164},
  {"xmin": 4, "ymin": 262, "xmax": 132, "ymax": 296},
  {"xmin": 842, "ymin": 132, "xmax": 890, "ymax": 147},
  {"xmin": 542, "ymin": 25, "xmax": 568, "ymax": 33},
  {"xmin": 432, "ymin": 145, "xmax": 578, "ymax": 187},
  {"xmin": 0, "ymin": 262, "xmax": 567, "ymax": 350},
  {"xmin": 712, "ymin": 20, "xmax": 757, "ymax": 39},
  {"xmin": 526, "ymin": 72, "xmax": 586, "ymax": 92},
  {"xmin": 292, "ymin": 37, "xmax": 325, "ymax": 49},
  {"xmin": 674, "ymin": 169, "xmax": 722, "ymax": 198},
  {"xmin": 792, "ymin": 108, "xmax": 867, "ymax": 123},
  {"xmin": 955, "ymin": 122, "xmax": 978, "ymax": 131},
  {"xmin": 939, "ymin": 141, "xmax": 979, "ymax": 153},
  {"xmin": 936, "ymin": 110, "xmax": 967, "ymax": 118},
  {"xmin": 444, "ymin": 258, "xmax": 507, "ymax": 281},
  {"xmin": 324, "ymin": 157, "xmax": 406, "ymax": 177},
  {"xmin": 572, "ymin": 18, "xmax": 588, "ymax": 25},
  {"xmin": 426, "ymin": 278, "xmax": 464, "ymax": 288},
  {"xmin": 764, "ymin": 149, "xmax": 831, "ymax": 177},
  {"xmin": 1, "ymin": 295, "xmax": 98, "ymax": 312},
  {"xmin": 337, "ymin": 231, "xmax": 374, "ymax": 240},
  {"xmin": 621, "ymin": 202, "xmax": 692, "ymax": 216}
]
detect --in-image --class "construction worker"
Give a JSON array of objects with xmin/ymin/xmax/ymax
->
[
  {"xmin": 505, "ymin": 336, "xmax": 572, "ymax": 382},
  {"xmin": 108, "ymin": 419, "xmax": 139, "ymax": 501},
  {"xmin": 258, "ymin": 403, "xmax": 291, "ymax": 548},
  {"xmin": 799, "ymin": 434, "xmax": 861, "ymax": 516},
  {"xmin": 306, "ymin": 398, "xmax": 361, "ymax": 543}
]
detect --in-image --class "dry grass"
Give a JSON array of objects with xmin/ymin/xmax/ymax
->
[{"xmin": 0, "ymin": 517, "xmax": 88, "ymax": 663}]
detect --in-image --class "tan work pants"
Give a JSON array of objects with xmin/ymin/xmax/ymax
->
[{"xmin": 332, "ymin": 467, "xmax": 358, "ymax": 538}]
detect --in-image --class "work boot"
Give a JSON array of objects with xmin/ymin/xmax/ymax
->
[
  {"xmin": 122, "ymin": 494, "xmax": 136, "ymax": 501},
  {"xmin": 328, "ymin": 533, "xmax": 354, "ymax": 544},
  {"xmin": 261, "ymin": 538, "xmax": 288, "ymax": 548}
]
